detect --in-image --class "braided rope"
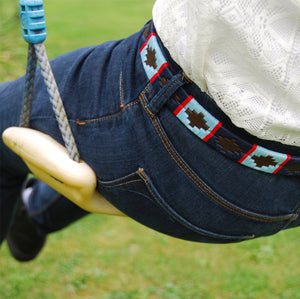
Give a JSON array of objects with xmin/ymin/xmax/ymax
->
[
  {"xmin": 34, "ymin": 43, "xmax": 80, "ymax": 162},
  {"xmin": 19, "ymin": 44, "xmax": 36, "ymax": 128},
  {"xmin": 19, "ymin": 43, "xmax": 80, "ymax": 162}
]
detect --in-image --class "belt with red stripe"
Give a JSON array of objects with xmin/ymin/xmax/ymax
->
[{"xmin": 140, "ymin": 23, "xmax": 300, "ymax": 176}]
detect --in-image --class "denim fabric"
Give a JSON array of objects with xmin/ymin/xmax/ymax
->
[{"xmin": 0, "ymin": 21, "xmax": 299, "ymax": 245}]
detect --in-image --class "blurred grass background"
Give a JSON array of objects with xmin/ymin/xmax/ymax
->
[{"xmin": 1, "ymin": 0, "xmax": 300, "ymax": 298}]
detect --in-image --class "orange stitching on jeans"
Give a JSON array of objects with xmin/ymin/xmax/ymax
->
[
  {"xmin": 76, "ymin": 99, "xmax": 140, "ymax": 125},
  {"xmin": 138, "ymin": 170, "xmax": 160, "ymax": 202},
  {"xmin": 119, "ymin": 71, "xmax": 125, "ymax": 109},
  {"xmin": 101, "ymin": 169, "xmax": 146, "ymax": 188},
  {"xmin": 103, "ymin": 179, "xmax": 143, "ymax": 188},
  {"xmin": 182, "ymin": 71, "xmax": 193, "ymax": 83},
  {"xmin": 140, "ymin": 92, "xmax": 294, "ymax": 223}
]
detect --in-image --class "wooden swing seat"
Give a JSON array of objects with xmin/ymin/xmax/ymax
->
[{"xmin": 2, "ymin": 127, "xmax": 125, "ymax": 216}]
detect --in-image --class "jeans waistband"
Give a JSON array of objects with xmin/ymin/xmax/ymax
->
[{"xmin": 138, "ymin": 21, "xmax": 300, "ymax": 176}]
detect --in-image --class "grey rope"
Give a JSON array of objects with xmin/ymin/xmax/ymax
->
[
  {"xmin": 19, "ymin": 43, "xmax": 80, "ymax": 162},
  {"xmin": 19, "ymin": 44, "xmax": 36, "ymax": 128}
]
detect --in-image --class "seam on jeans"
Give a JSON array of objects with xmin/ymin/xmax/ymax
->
[
  {"xmin": 140, "ymin": 91, "xmax": 295, "ymax": 223},
  {"xmin": 288, "ymin": 203, "xmax": 300, "ymax": 225},
  {"xmin": 76, "ymin": 99, "xmax": 140, "ymax": 125},
  {"xmin": 138, "ymin": 169, "xmax": 158, "ymax": 201},
  {"xmin": 182, "ymin": 71, "xmax": 193, "ymax": 83},
  {"xmin": 99, "ymin": 168, "xmax": 146, "ymax": 187},
  {"xmin": 119, "ymin": 71, "xmax": 125, "ymax": 109},
  {"xmin": 100, "ymin": 179, "xmax": 143, "ymax": 188}
]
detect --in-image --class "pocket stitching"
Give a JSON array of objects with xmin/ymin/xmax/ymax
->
[
  {"xmin": 100, "ymin": 168, "xmax": 254, "ymax": 241},
  {"xmin": 100, "ymin": 179, "xmax": 143, "ymax": 188},
  {"xmin": 138, "ymin": 168, "xmax": 255, "ymax": 241},
  {"xmin": 140, "ymin": 92, "xmax": 296, "ymax": 223},
  {"xmin": 76, "ymin": 99, "xmax": 140, "ymax": 125}
]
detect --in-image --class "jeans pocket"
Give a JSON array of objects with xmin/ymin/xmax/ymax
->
[{"xmin": 98, "ymin": 168, "xmax": 259, "ymax": 243}]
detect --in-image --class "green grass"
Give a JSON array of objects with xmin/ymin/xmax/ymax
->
[
  {"xmin": 1, "ymin": 216, "xmax": 300, "ymax": 299},
  {"xmin": 0, "ymin": 0, "xmax": 154, "ymax": 79},
  {"xmin": 1, "ymin": 0, "xmax": 300, "ymax": 298},
  {"xmin": 0, "ymin": 0, "xmax": 26, "ymax": 81}
]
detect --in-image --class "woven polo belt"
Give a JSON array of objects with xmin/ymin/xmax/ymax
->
[{"xmin": 140, "ymin": 22, "xmax": 300, "ymax": 176}]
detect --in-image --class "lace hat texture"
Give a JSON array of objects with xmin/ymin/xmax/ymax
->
[{"xmin": 153, "ymin": 0, "xmax": 300, "ymax": 147}]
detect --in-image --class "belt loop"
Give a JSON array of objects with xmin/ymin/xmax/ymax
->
[{"xmin": 146, "ymin": 72, "xmax": 188, "ymax": 115}]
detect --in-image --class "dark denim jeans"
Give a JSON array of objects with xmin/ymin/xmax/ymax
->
[{"xmin": 0, "ymin": 21, "xmax": 299, "ymax": 245}]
